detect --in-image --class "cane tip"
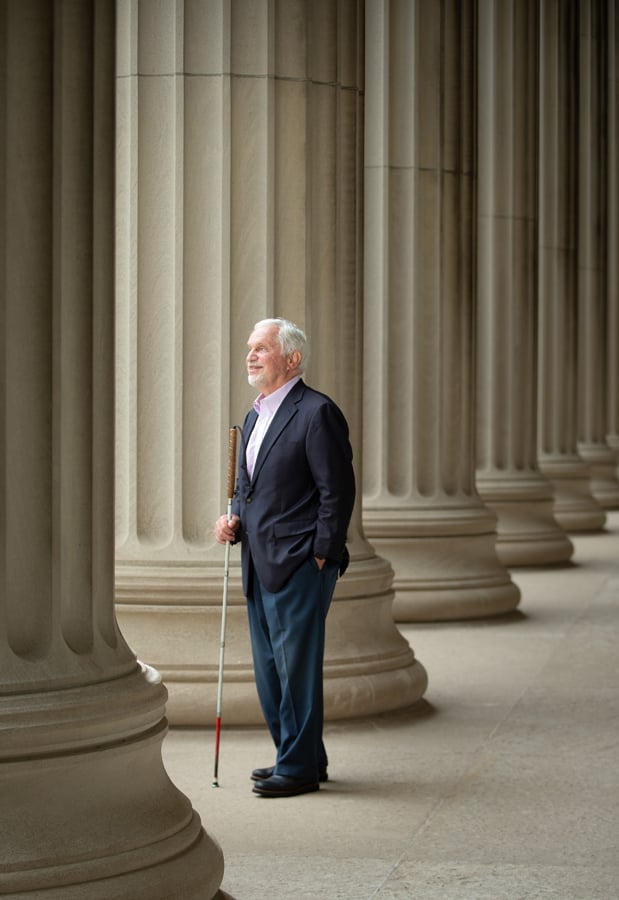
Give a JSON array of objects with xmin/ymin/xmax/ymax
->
[{"xmin": 211, "ymin": 780, "xmax": 219, "ymax": 788}]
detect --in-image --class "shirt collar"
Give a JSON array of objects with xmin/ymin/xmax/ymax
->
[{"xmin": 253, "ymin": 375, "xmax": 300, "ymax": 414}]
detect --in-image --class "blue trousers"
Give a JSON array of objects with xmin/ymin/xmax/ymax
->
[{"xmin": 246, "ymin": 557, "xmax": 339, "ymax": 781}]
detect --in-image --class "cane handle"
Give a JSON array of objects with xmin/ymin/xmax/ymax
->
[{"xmin": 227, "ymin": 427, "xmax": 238, "ymax": 500}]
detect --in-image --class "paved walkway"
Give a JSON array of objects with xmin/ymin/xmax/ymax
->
[{"xmin": 163, "ymin": 512, "xmax": 619, "ymax": 900}]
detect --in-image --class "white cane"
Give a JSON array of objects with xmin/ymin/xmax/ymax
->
[{"xmin": 212, "ymin": 426, "xmax": 238, "ymax": 787}]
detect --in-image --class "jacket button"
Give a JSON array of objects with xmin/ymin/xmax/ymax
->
[{"xmin": 246, "ymin": 497, "xmax": 252, "ymax": 503}]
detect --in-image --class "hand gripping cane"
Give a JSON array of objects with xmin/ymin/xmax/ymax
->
[{"xmin": 212, "ymin": 426, "xmax": 238, "ymax": 787}]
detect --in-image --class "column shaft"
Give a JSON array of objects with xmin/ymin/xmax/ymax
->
[
  {"xmin": 607, "ymin": 0, "xmax": 619, "ymax": 475},
  {"xmin": 115, "ymin": 0, "xmax": 244, "ymax": 723},
  {"xmin": 476, "ymin": 0, "xmax": 573, "ymax": 565},
  {"xmin": 115, "ymin": 0, "xmax": 427, "ymax": 724},
  {"xmin": 538, "ymin": 0, "xmax": 606, "ymax": 532},
  {"xmin": 578, "ymin": 0, "xmax": 619, "ymax": 506},
  {"xmin": 1, "ymin": 2, "xmax": 223, "ymax": 896},
  {"xmin": 362, "ymin": 0, "xmax": 519, "ymax": 620}
]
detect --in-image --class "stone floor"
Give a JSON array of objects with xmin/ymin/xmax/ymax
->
[{"xmin": 163, "ymin": 512, "xmax": 619, "ymax": 900}]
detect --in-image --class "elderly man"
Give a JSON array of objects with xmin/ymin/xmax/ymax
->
[{"xmin": 215, "ymin": 318, "xmax": 355, "ymax": 797}]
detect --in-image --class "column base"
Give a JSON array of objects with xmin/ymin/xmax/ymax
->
[
  {"xmin": 608, "ymin": 434, "xmax": 619, "ymax": 482},
  {"xmin": 578, "ymin": 441, "xmax": 619, "ymax": 509},
  {"xmin": 0, "ymin": 665, "xmax": 224, "ymax": 899},
  {"xmin": 477, "ymin": 472, "xmax": 574, "ymax": 566},
  {"xmin": 115, "ymin": 554, "xmax": 428, "ymax": 725},
  {"xmin": 3, "ymin": 823, "xmax": 224, "ymax": 900},
  {"xmin": 364, "ymin": 505, "xmax": 520, "ymax": 621},
  {"xmin": 322, "ymin": 551, "xmax": 429, "ymax": 717},
  {"xmin": 539, "ymin": 454, "xmax": 606, "ymax": 533}
]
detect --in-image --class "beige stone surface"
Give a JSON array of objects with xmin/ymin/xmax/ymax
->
[
  {"xmin": 608, "ymin": 3, "xmax": 619, "ymax": 482},
  {"xmin": 475, "ymin": 1, "xmax": 574, "ymax": 566},
  {"xmin": 115, "ymin": 0, "xmax": 427, "ymax": 724},
  {"xmin": 537, "ymin": 1, "xmax": 605, "ymax": 534},
  {"xmin": 163, "ymin": 513, "xmax": 619, "ymax": 899},
  {"xmin": 0, "ymin": 5, "xmax": 223, "ymax": 894},
  {"xmin": 362, "ymin": 0, "xmax": 519, "ymax": 621},
  {"xmin": 577, "ymin": 1, "xmax": 619, "ymax": 510}
]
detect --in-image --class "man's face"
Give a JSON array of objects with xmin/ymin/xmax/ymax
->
[{"xmin": 246, "ymin": 324, "xmax": 292, "ymax": 395}]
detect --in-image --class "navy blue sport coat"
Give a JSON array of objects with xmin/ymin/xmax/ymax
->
[{"xmin": 232, "ymin": 379, "xmax": 356, "ymax": 595}]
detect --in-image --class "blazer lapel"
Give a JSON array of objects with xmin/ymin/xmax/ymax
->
[{"xmin": 240, "ymin": 409, "xmax": 258, "ymax": 482}]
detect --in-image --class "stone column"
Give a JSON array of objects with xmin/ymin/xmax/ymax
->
[
  {"xmin": 606, "ymin": 0, "xmax": 619, "ymax": 476},
  {"xmin": 475, "ymin": 0, "xmax": 574, "ymax": 566},
  {"xmin": 115, "ymin": 0, "xmax": 427, "ymax": 725},
  {"xmin": 578, "ymin": 0, "xmax": 619, "ymax": 507},
  {"xmin": 362, "ymin": 0, "xmax": 519, "ymax": 620},
  {"xmin": 0, "ymin": 2, "xmax": 223, "ymax": 897},
  {"xmin": 537, "ymin": 0, "xmax": 606, "ymax": 532}
]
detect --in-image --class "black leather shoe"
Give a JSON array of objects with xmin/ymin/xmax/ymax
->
[
  {"xmin": 252, "ymin": 774, "xmax": 319, "ymax": 798},
  {"xmin": 251, "ymin": 765, "xmax": 328, "ymax": 783}
]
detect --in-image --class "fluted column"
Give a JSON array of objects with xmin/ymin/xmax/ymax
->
[
  {"xmin": 475, "ymin": 0, "xmax": 573, "ymax": 566},
  {"xmin": 578, "ymin": 0, "xmax": 619, "ymax": 507},
  {"xmin": 0, "ymin": 3, "xmax": 223, "ymax": 897},
  {"xmin": 537, "ymin": 0, "xmax": 606, "ymax": 532},
  {"xmin": 362, "ymin": 0, "xmax": 519, "ymax": 620},
  {"xmin": 115, "ymin": 0, "xmax": 427, "ymax": 725},
  {"xmin": 607, "ymin": 0, "xmax": 619, "ymax": 476}
]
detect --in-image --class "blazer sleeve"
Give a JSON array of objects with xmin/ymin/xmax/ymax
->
[
  {"xmin": 304, "ymin": 400, "xmax": 356, "ymax": 560},
  {"xmin": 230, "ymin": 411, "xmax": 254, "ymax": 521}
]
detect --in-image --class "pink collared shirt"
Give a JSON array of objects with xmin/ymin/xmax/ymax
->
[{"xmin": 245, "ymin": 376, "xmax": 301, "ymax": 479}]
